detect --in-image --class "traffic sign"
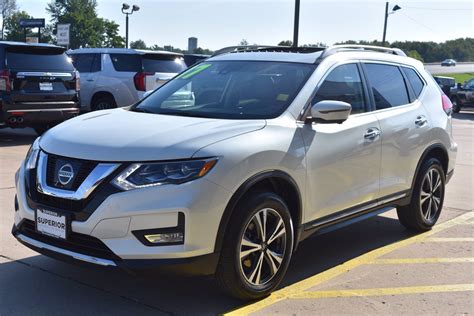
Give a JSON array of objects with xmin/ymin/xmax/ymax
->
[{"xmin": 57, "ymin": 24, "xmax": 70, "ymax": 46}]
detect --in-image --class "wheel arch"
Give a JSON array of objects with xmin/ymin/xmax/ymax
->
[
  {"xmin": 214, "ymin": 170, "xmax": 303, "ymax": 254},
  {"xmin": 91, "ymin": 91, "xmax": 117, "ymax": 110},
  {"xmin": 411, "ymin": 144, "xmax": 449, "ymax": 191}
]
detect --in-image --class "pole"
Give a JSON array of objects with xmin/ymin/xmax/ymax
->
[
  {"xmin": 293, "ymin": 0, "xmax": 300, "ymax": 47},
  {"xmin": 125, "ymin": 13, "xmax": 129, "ymax": 48},
  {"xmin": 24, "ymin": 28, "xmax": 27, "ymax": 42},
  {"xmin": 38, "ymin": 27, "xmax": 41, "ymax": 43},
  {"xmin": 382, "ymin": 2, "xmax": 389, "ymax": 46}
]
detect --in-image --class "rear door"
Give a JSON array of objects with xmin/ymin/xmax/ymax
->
[
  {"xmin": 70, "ymin": 53, "xmax": 101, "ymax": 108},
  {"xmin": 363, "ymin": 62, "xmax": 431, "ymax": 198},
  {"xmin": 6, "ymin": 46, "xmax": 77, "ymax": 104},
  {"xmin": 141, "ymin": 53, "xmax": 187, "ymax": 90}
]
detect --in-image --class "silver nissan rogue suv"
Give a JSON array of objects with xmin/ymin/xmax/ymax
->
[{"xmin": 13, "ymin": 45, "xmax": 457, "ymax": 299}]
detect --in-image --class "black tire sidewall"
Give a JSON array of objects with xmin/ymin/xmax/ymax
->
[
  {"xmin": 228, "ymin": 192, "xmax": 294, "ymax": 297},
  {"xmin": 92, "ymin": 96, "xmax": 116, "ymax": 111},
  {"xmin": 412, "ymin": 158, "xmax": 446, "ymax": 229}
]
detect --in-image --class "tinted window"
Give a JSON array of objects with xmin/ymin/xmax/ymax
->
[
  {"xmin": 135, "ymin": 61, "xmax": 315, "ymax": 119},
  {"xmin": 313, "ymin": 63, "xmax": 366, "ymax": 114},
  {"xmin": 365, "ymin": 64, "xmax": 409, "ymax": 109},
  {"xmin": 143, "ymin": 54, "xmax": 186, "ymax": 73},
  {"xmin": 110, "ymin": 54, "xmax": 141, "ymax": 72},
  {"xmin": 6, "ymin": 49, "xmax": 73, "ymax": 71},
  {"xmin": 70, "ymin": 54, "xmax": 101, "ymax": 72},
  {"xmin": 403, "ymin": 67, "xmax": 425, "ymax": 97}
]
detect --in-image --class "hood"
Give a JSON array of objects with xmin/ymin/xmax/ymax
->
[{"xmin": 40, "ymin": 109, "xmax": 266, "ymax": 161}]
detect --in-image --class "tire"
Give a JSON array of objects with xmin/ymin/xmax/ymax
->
[
  {"xmin": 397, "ymin": 158, "xmax": 445, "ymax": 232},
  {"xmin": 215, "ymin": 192, "xmax": 294, "ymax": 300},
  {"xmin": 451, "ymin": 98, "xmax": 461, "ymax": 113},
  {"xmin": 92, "ymin": 95, "xmax": 116, "ymax": 111}
]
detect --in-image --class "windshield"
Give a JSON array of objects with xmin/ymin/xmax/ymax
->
[{"xmin": 134, "ymin": 61, "xmax": 315, "ymax": 119}]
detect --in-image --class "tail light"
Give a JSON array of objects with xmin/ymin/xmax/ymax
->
[
  {"xmin": 74, "ymin": 71, "xmax": 80, "ymax": 91},
  {"xmin": 441, "ymin": 94, "xmax": 452, "ymax": 115},
  {"xmin": 134, "ymin": 72, "xmax": 154, "ymax": 91},
  {"xmin": 0, "ymin": 69, "xmax": 11, "ymax": 92}
]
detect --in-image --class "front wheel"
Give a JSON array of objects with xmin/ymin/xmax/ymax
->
[
  {"xmin": 216, "ymin": 192, "xmax": 294, "ymax": 300},
  {"xmin": 397, "ymin": 158, "xmax": 445, "ymax": 232},
  {"xmin": 451, "ymin": 98, "xmax": 461, "ymax": 113}
]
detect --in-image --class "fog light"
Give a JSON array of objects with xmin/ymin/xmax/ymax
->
[
  {"xmin": 132, "ymin": 213, "xmax": 185, "ymax": 246},
  {"xmin": 144, "ymin": 232, "xmax": 184, "ymax": 244}
]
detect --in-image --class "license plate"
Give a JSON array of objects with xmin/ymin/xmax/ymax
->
[
  {"xmin": 39, "ymin": 82, "xmax": 53, "ymax": 91},
  {"xmin": 36, "ymin": 209, "xmax": 67, "ymax": 239}
]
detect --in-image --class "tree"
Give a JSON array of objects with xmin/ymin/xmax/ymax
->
[
  {"xmin": 0, "ymin": 0, "xmax": 17, "ymax": 40},
  {"xmin": 239, "ymin": 39, "xmax": 248, "ymax": 46},
  {"xmin": 130, "ymin": 39, "xmax": 147, "ymax": 49},
  {"xmin": 3, "ymin": 10, "xmax": 31, "ymax": 42},
  {"xmin": 407, "ymin": 50, "xmax": 424, "ymax": 62},
  {"xmin": 47, "ymin": 0, "xmax": 124, "ymax": 48},
  {"xmin": 278, "ymin": 40, "xmax": 292, "ymax": 46}
]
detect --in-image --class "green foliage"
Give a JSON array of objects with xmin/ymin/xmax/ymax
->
[
  {"xmin": 278, "ymin": 40, "xmax": 292, "ymax": 46},
  {"xmin": 4, "ymin": 10, "xmax": 32, "ymax": 41},
  {"xmin": 337, "ymin": 38, "xmax": 473, "ymax": 62},
  {"xmin": 407, "ymin": 50, "xmax": 424, "ymax": 62},
  {"xmin": 433, "ymin": 73, "xmax": 474, "ymax": 84},
  {"xmin": 47, "ymin": 0, "xmax": 124, "ymax": 48},
  {"xmin": 130, "ymin": 39, "xmax": 147, "ymax": 49}
]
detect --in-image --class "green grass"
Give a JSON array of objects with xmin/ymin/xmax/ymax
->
[{"xmin": 433, "ymin": 72, "xmax": 474, "ymax": 84}]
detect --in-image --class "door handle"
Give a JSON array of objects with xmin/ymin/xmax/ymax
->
[
  {"xmin": 86, "ymin": 79, "xmax": 95, "ymax": 82},
  {"xmin": 364, "ymin": 128, "xmax": 381, "ymax": 140},
  {"xmin": 415, "ymin": 115, "xmax": 427, "ymax": 126}
]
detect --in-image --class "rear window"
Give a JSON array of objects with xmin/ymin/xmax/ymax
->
[
  {"xmin": 6, "ymin": 48, "xmax": 74, "ymax": 71},
  {"xmin": 110, "ymin": 53, "xmax": 186, "ymax": 73},
  {"xmin": 364, "ymin": 63, "xmax": 410, "ymax": 110},
  {"xmin": 69, "ymin": 53, "xmax": 101, "ymax": 73}
]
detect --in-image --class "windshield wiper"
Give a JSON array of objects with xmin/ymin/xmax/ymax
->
[
  {"xmin": 158, "ymin": 111, "xmax": 214, "ymax": 118},
  {"xmin": 131, "ymin": 107, "xmax": 153, "ymax": 113}
]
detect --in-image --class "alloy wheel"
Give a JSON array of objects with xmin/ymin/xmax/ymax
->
[
  {"xmin": 239, "ymin": 208, "xmax": 287, "ymax": 286},
  {"xmin": 420, "ymin": 168, "xmax": 443, "ymax": 221}
]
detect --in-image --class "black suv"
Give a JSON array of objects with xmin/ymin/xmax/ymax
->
[
  {"xmin": 450, "ymin": 78, "xmax": 474, "ymax": 113},
  {"xmin": 0, "ymin": 41, "xmax": 80, "ymax": 134}
]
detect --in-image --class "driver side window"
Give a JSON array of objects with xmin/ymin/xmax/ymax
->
[{"xmin": 312, "ymin": 63, "xmax": 367, "ymax": 114}]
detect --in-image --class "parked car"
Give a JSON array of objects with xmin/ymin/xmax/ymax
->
[
  {"xmin": 68, "ymin": 48, "xmax": 186, "ymax": 111},
  {"xmin": 433, "ymin": 75, "xmax": 456, "ymax": 96},
  {"xmin": 450, "ymin": 77, "xmax": 474, "ymax": 113},
  {"xmin": 0, "ymin": 41, "xmax": 80, "ymax": 134},
  {"xmin": 441, "ymin": 59, "xmax": 456, "ymax": 67},
  {"xmin": 13, "ymin": 45, "xmax": 457, "ymax": 300},
  {"xmin": 183, "ymin": 53, "xmax": 210, "ymax": 66}
]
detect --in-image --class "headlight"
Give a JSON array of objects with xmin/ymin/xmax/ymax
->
[
  {"xmin": 25, "ymin": 137, "xmax": 41, "ymax": 170},
  {"xmin": 112, "ymin": 158, "xmax": 218, "ymax": 190}
]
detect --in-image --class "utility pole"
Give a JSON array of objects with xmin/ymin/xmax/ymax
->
[
  {"xmin": 125, "ymin": 13, "xmax": 129, "ymax": 48},
  {"xmin": 382, "ymin": 2, "xmax": 389, "ymax": 46},
  {"xmin": 293, "ymin": 0, "xmax": 300, "ymax": 47},
  {"xmin": 122, "ymin": 3, "xmax": 140, "ymax": 49}
]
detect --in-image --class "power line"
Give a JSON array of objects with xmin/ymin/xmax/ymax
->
[
  {"xmin": 399, "ymin": 12, "xmax": 439, "ymax": 35},
  {"xmin": 402, "ymin": 6, "xmax": 474, "ymax": 11}
]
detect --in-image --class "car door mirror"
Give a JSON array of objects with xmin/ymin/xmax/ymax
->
[{"xmin": 306, "ymin": 100, "xmax": 352, "ymax": 124}]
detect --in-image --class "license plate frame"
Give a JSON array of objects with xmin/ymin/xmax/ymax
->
[
  {"xmin": 35, "ymin": 208, "xmax": 69, "ymax": 240},
  {"xmin": 39, "ymin": 82, "xmax": 53, "ymax": 91}
]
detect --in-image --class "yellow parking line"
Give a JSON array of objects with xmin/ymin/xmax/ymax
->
[
  {"xmin": 290, "ymin": 284, "xmax": 474, "ymax": 299},
  {"xmin": 224, "ymin": 212, "xmax": 473, "ymax": 315},
  {"xmin": 425, "ymin": 237, "xmax": 474, "ymax": 242},
  {"xmin": 371, "ymin": 257, "xmax": 474, "ymax": 264}
]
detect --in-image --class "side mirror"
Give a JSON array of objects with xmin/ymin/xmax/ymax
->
[{"xmin": 306, "ymin": 100, "xmax": 351, "ymax": 124}]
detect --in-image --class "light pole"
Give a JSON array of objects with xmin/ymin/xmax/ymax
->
[
  {"xmin": 293, "ymin": 0, "xmax": 300, "ymax": 47},
  {"xmin": 382, "ymin": 2, "xmax": 401, "ymax": 46},
  {"xmin": 122, "ymin": 3, "xmax": 140, "ymax": 49}
]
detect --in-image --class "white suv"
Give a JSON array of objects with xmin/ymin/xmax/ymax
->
[
  {"xmin": 13, "ymin": 45, "xmax": 457, "ymax": 299},
  {"xmin": 68, "ymin": 48, "xmax": 186, "ymax": 111}
]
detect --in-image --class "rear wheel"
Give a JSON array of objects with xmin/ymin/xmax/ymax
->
[
  {"xmin": 397, "ymin": 158, "xmax": 445, "ymax": 232},
  {"xmin": 92, "ymin": 95, "xmax": 116, "ymax": 111},
  {"xmin": 215, "ymin": 192, "xmax": 294, "ymax": 300},
  {"xmin": 451, "ymin": 98, "xmax": 461, "ymax": 113}
]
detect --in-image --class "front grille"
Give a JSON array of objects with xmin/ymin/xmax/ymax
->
[
  {"xmin": 46, "ymin": 154, "xmax": 98, "ymax": 191},
  {"xmin": 19, "ymin": 219, "xmax": 120, "ymax": 261}
]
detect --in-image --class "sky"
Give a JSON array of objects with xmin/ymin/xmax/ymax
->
[{"xmin": 17, "ymin": 0, "xmax": 474, "ymax": 50}]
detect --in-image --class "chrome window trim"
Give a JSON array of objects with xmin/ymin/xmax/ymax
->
[
  {"xmin": 36, "ymin": 151, "xmax": 119, "ymax": 201},
  {"xmin": 16, "ymin": 233, "xmax": 117, "ymax": 267}
]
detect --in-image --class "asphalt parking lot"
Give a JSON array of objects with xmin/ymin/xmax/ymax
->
[{"xmin": 0, "ymin": 111, "xmax": 473, "ymax": 315}]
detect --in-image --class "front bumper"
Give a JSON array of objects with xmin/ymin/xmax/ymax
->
[{"xmin": 14, "ymin": 163, "xmax": 231, "ymax": 274}]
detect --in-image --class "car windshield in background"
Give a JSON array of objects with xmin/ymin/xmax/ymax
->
[
  {"xmin": 110, "ymin": 53, "xmax": 186, "ymax": 73},
  {"xmin": 134, "ymin": 61, "xmax": 315, "ymax": 119},
  {"xmin": 6, "ymin": 47, "xmax": 74, "ymax": 71}
]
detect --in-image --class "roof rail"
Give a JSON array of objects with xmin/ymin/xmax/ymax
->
[
  {"xmin": 212, "ymin": 45, "xmax": 325, "ymax": 57},
  {"xmin": 319, "ymin": 45, "xmax": 406, "ymax": 60}
]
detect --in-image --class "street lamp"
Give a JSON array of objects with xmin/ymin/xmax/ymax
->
[
  {"xmin": 121, "ymin": 3, "xmax": 140, "ymax": 49},
  {"xmin": 382, "ymin": 2, "xmax": 401, "ymax": 46}
]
